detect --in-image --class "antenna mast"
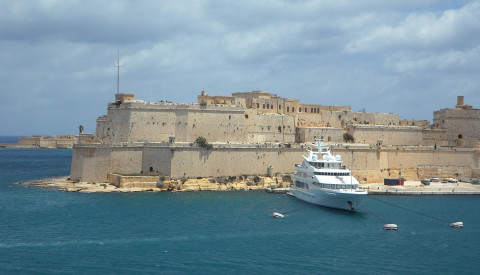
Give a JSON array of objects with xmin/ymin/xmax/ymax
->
[{"xmin": 115, "ymin": 50, "xmax": 125, "ymax": 94}]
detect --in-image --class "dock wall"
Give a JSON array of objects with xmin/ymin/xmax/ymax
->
[{"xmin": 70, "ymin": 143, "xmax": 479, "ymax": 184}]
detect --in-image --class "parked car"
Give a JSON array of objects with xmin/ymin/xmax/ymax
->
[
  {"xmin": 446, "ymin": 178, "xmax": 458, "ymax": 183},
  {"xmin": 429, "ymin": 177, "xmax": 440, "ymax": 182},
  {"xmin": 472, "ymin": 179, "xmax": 480, "ymax": 184}
]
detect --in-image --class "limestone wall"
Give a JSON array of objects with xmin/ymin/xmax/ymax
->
[
  {"xmin": 434, "ymin": 108, "xmax": 480, "ymax": 147},
  {"xmin": 97, "ymin": 102, "xmax": 252, "ymax": 143},
  {"xmin": 244, "ymin": 110, "xmax": 296, "ymax": 143},
  {"xmin": 296, "ymin": 127, "xmax": 344, "ymax": 143},
  {"xmin": 422, "ymin": 129, "xmax": 447, "ymax": 146},
  {"xmin": 71, "ymin": 142, "xmax": 479, "ymax": 184},
  {"xmin": 331, "ymin": 145, "xmax": 476, "ymax": 183},
  {"xmin": 17, "ymin": 136, "xmax": 77, "ymax": 148},
  {"xmin": 347, "ymin": 125, "xmax": 423, "ymax": 146}
]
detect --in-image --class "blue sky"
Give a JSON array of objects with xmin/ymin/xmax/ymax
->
[{"xmin": 1, "ymin": 0, "xmax": 479, "ymax": 136}]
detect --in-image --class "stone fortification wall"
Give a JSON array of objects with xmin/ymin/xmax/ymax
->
[
  {"xmin": 317, "ymin": 111, "xmax": 399, "ymax": 128},
  {"xmin": 296, "ymin": 127, "xmax": 343, "ymax": 143},
  {"xmin": 17, "ymin": 135, "xmax": 77, "ymax": 148},
  {"xmin": 17, "ymin": 137, "xmax": 40, "ymax": 147},
  {"xmin": 71, "ymin": 143, "xmax": 306, "ymax": 183},
  {"xmin": 399, "ymin": 119, "xmax": 430, "ymax": 127},
  {"xmin": 422, "ymin": 129, "xmax": 447, "ymax": 146},
  {"xmin": 244, "ymin": 109, "xmax": 296, "ymax": 143},
  {"xmin": 71, "ymin": 144, "xmax": 145, "ymax": 183},
  {"xmin": 97, "ymin": 102, "xmax": 251, "ymax": 143},
  {"xmin": 434, "ymin": 107, "xmax": 480, "ymax": 147},
  {"xmin": 331, "ymin": 145, "xmax": 477, "ymax": 183},
  {"xmin": 347, "ymin": 125, "xmax": 423, "ymax": 146},
  {"xmin": 71, "ymin": 142, "xmax": 478, "ymax": 184}
]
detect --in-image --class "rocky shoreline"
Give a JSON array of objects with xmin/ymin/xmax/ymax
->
[
  {"xmin": 18, "ymin": 176, "xmax": 290, "ymax": 193},
  {"xmin": 18, "ymin": 177, "xmax": 480, "ymax": 195}
]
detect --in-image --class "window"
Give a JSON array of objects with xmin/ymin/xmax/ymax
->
[
  {"xmin": 292, "ymin": 107, "xmax": 295, "ymax": 112},
  {"xmin": 267, "ymin": 104, "xmax": 270, "ymax": 109},
  {"xmin": 256, "ymin": 103, "xmax": 259, "ymax": 108},
  {"xmin": 311, "ymin": 108, "xmax": 314, "ymax": 113},
  {"xmin": 279, "ymin": 104, "xmax": 282, "ymax": 109},
  {"xmin": 287, "ymin": 107, "xmax": 290, "ymax": 112},
  {"xmin": 299, "ymin": 107, "xmax": 302, "ymax": 112},
  {"xmin": 263, "ymin": 104, "xmax": 265, "ymax": 109}
]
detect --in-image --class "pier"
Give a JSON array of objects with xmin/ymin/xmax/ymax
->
[{"xmin": 361, "ymin": 181, "xmax": 480, "ymax": 195}]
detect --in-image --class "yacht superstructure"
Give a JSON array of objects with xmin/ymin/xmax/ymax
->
[{"xmin": 289, "ymin": 141, "xmax": 367, "ymax": 211}]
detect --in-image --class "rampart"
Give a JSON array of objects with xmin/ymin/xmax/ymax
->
[
  {"xmin": 71, "ymin": 142, "xmax": 479, "ymax": 184},
  {"xmin": 96, "ymin": 101, "xmax": 297, "ymax": 144},
  {"xmin": 347, "ymin": 125, "xmax": 423, "ymax": 146},
  {"xmin": 71, "ymin": 93, "xmax": 480, "ymax": 184}
]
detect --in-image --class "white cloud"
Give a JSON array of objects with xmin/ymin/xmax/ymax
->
[
  {"xmin": 0, "ymin": 0, "xmax": 479, "ymax": 135},
  {"xmin": 345, "ymin": 1, "xmax": 480, "ymax": 53}
]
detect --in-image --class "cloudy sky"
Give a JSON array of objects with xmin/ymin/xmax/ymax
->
[{"xmin": 1, "ymin": 0, "xmax": 479, "ymax": 136}]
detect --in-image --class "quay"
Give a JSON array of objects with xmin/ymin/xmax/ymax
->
[{"xmin": 361, "ymin": 181, "xmax": 480, "ymax": 195}]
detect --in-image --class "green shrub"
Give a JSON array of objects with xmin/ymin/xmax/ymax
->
[
  {"xmin": 195, "ymin": 136, "xmax": 213, "ymax": 150},
  {"xmin": 343, "ymin": 133, "xmax": 355, "ymax": 143}
]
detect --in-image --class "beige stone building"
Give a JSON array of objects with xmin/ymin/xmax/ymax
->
[
  {"xmin": 70, "ymin": 92, "xmax": 480, "ymax": 184},
  {"xmin": 433, "ymin": 96, "xmax": 480, "ymax": 148}
]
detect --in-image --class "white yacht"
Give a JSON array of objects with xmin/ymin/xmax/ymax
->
[{"xmin": 289, "ymin": 140, "xmax": 367, "ymax": 211}]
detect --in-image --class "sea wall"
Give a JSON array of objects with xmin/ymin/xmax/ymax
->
[
  {"xmin": 95, "ymin": 102, "xmax": 297, "ymax": 144},
  {"xmin": 71, "ymin": 142, "xmax": 479, "ymax": 184},
  {"xmin": 346, "ymin": 125, "xmax": 423, "ymax": 146}
]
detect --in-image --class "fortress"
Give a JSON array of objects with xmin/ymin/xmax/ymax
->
[{"xmin": 70, "ymin": 91, "xmax": 480, "ymax": 184}]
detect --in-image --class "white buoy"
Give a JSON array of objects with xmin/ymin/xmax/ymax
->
[
  {"xmin": 383, "ymin": 224, "xmax": 398, "ymax": 230},
  {"xmin": 450, "ymin": 221, "xmax": 463, "ymax": 229},
  {"xmin": 273, "ymin": 212, "xmax": 285, "ymax": 218}
]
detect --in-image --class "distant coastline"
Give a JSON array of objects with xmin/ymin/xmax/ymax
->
[
  {"xmin": 0, "ymin": 135, "xmax": 77, "ymax": 149},
  {"xmin": 0, "ymin": 136, "xmax": 23, "ymax": 144}
]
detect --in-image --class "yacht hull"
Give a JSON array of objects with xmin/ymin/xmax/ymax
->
[{"xmin": 288, "ymin": 187, "xmax": 367, "ymax": 211}]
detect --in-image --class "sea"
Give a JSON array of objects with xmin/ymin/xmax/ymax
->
[{"xmin": 1, "ymin": 142, "xmax": 479, "ymax": 274}]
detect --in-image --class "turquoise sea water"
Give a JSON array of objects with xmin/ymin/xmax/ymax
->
[{"xmin": 1, "ymin": 147, "xmax": 479, "ymax": 274}]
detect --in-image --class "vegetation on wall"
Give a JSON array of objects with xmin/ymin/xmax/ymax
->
[
  {"xmin": 343, "ymin": 133, "xmax": 355, "ymax": 143},
  {"xmin": 195, "ymin": 136, "xmax": 213, "ymax": 150}
]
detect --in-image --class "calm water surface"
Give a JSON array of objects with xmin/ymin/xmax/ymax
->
[{"xmin": 1, "ymin": 147, "xmax": 479, "ymax": 274}]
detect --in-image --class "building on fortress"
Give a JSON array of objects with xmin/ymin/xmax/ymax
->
[
  {"xmin": 433, "ymin": 96, "xmax": 480, "ymax": 148},
  {"xmin": 71, "ymin": 91, "xmax": 480, "ymax": 184}
]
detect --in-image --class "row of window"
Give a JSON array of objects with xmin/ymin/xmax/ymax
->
[
  {"xmin": 308, "ymin": 162, "xmax": 344, "ymax": 169},
  {"xmin": 314, "ymin": 171, "xmax": 350, "ymax": 176},
  {"xmin": 255, "ymin": 103, "xmax": 321, "ymax": 113},
  {"xmin": 312, "ymin": 182, "xmax": 356, "ymax": 190},
  {"xmin": 296, "ymin": 180, "xmax": 357, "ymax": 190}
]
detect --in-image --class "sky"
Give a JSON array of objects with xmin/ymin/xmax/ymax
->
[{"xmin": 1, "ymin": 0, "xmax": 479, "ymax": 136}]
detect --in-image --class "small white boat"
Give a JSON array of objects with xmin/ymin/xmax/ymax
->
[
  {"xmin": 289, "ymin": 140, "xmax": 367, "ymax": 211},
  {"xmin": 383, "ymin": 224, "xmax": 398, "ymax": 230},
  {"xmin": 450, "ymin": 221, "xmax": 463, "ymax": 228},
  {"xmin": 272, "ymin": 212, "xmax": 285, "ymax": 218}
]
